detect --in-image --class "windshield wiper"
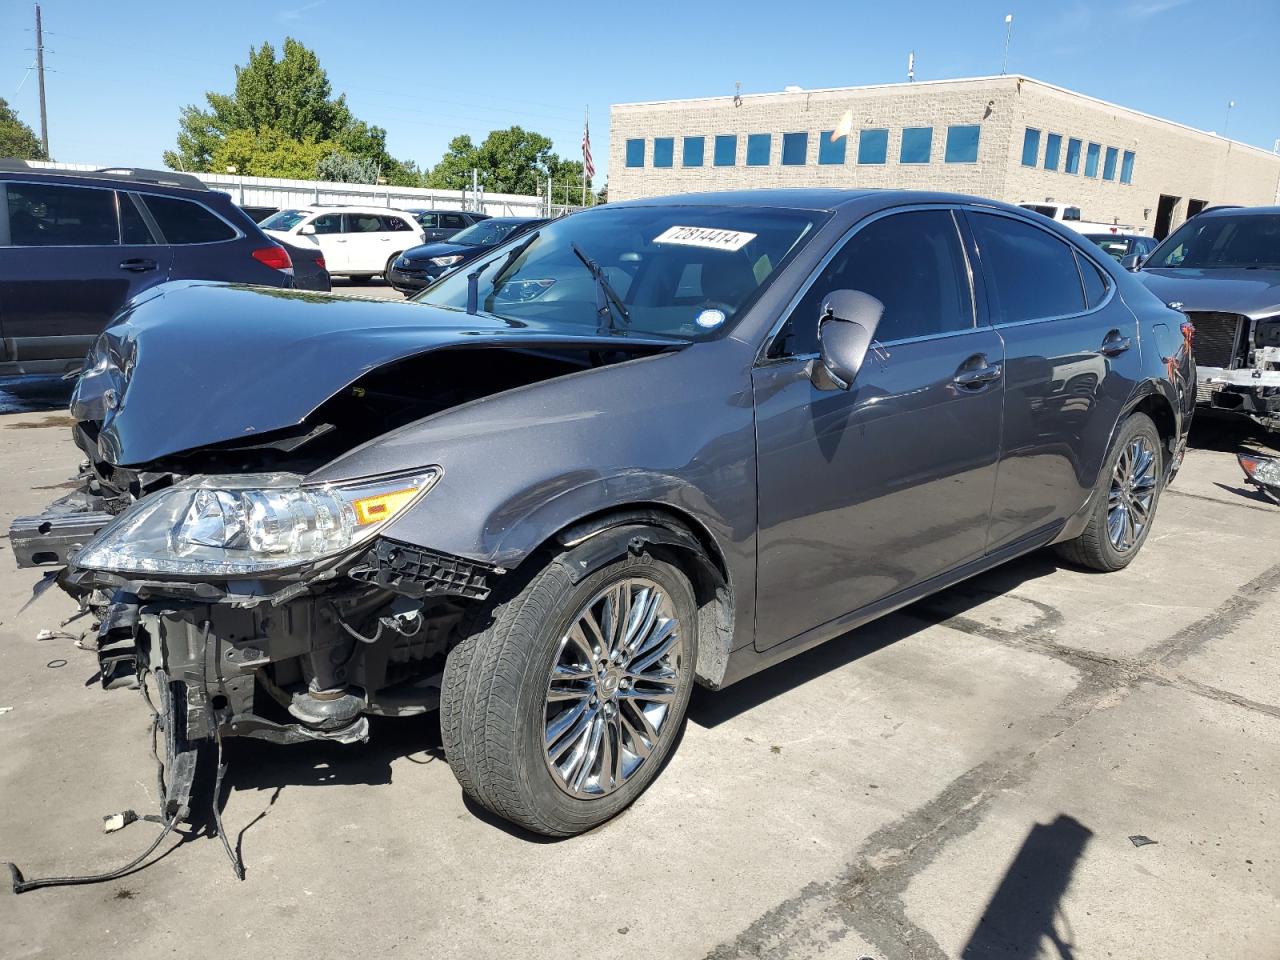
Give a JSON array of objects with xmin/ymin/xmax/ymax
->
[{"xmin": 571, "ymin": 241, "xmax": 630, "ymax": 334}]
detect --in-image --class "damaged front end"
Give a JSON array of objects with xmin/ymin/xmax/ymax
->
[{"xmin": 16, "ymin": 467, "xmax": 500, "ymax": 747}]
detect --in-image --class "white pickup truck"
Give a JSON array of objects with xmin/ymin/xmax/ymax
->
[{"xmin": 1017, "ymin": 201, "xmax": 1146, "ymax": 236}]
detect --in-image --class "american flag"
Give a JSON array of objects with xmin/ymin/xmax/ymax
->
[{"xmin": 582, "ymin": 116, "xmax": 595, "ymax": 181}]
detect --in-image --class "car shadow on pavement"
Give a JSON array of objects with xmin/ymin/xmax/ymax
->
[
  {"xmin": 688, "ymin": 550, "xmax": 1066, "ymax": 729},
  {"xmin": 1189, "ymin": 412, "xmax": 1276, "ymax": 454},
  {"xmin": 960, "ymin": 814, "xmax": 1094, "ymax": 960}
]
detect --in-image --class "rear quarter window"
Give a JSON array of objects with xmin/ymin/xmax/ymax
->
[{"xmin": 143, "ymin": 195, "xmax": 237, "ymax": 244}]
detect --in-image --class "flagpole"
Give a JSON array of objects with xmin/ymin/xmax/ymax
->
[{"xmin": 581, "ymin": 105, "xmax": 589, "ymax": 207}]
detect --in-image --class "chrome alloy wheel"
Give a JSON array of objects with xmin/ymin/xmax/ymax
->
[
  {"xmin": 543, "ymin": 578, "xmax": 685, "ymax": 799},
  {"xmin": 1108, "ymin": 435, "xmax": 1158, "ymax": 552}
]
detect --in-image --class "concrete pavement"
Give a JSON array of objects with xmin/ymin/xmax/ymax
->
[{"xmin": 0, "ymin": 411, "xmax": 1277, "ymax": 960}]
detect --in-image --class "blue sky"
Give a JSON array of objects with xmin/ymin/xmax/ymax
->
[{"xmin": 2, "ymin": 0, "xmax": 1277, "ymax": 189}]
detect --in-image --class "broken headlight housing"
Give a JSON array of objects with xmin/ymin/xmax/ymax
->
[{"xmin": 74, "ymin": 469, "xmax": 441, "ymax": 576}]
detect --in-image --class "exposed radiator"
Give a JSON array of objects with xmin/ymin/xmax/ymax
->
[{"xmin": 1187, "ymin": 311, "xmax": 1246, "ymax": 402}]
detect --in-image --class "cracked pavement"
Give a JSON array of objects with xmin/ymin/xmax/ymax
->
[{"xmin": 1, "ymin": 405, "xmax": 1277, "ymax": 960}]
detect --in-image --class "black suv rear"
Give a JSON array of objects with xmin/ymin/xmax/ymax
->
[{"xmin": 0, "ymin": 161, "xmax": 295, "ymax": 376}]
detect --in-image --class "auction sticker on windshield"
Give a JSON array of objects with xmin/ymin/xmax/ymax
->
[{"xmin": 653, "ymin": 225, "xmax": 757, "ymax": 252}]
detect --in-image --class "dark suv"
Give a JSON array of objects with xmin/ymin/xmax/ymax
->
[
  {"xmin": 404, "ymin": 208, "xmax": 490, "ymax": 243},
  {"xmin": 0, "ymin": 161, "xmax": 295, "ymax": 376}
]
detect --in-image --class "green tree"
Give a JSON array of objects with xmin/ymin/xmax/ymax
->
[
  {"xmin": 164, "ymin": 38, "xmax": 411, "ymax": 179},
  {"xmin": 210, "ymin": 127, "xmax": 338, "ymax": 179},
  {"xmin": 316, "ymin": 149, "xmax": 380, "ymax": 184},
  {"xmin": 0, "ymin": 97, "xmax": 46, "ymax": 161},
  {"xmin": 426, "ymin": 127, "xmax": 590, "ymax": 199}
]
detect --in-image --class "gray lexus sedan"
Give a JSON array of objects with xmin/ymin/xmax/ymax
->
[{"xmin": 12, "ymin": 190, "xmax": 1195, "ymax": 842}]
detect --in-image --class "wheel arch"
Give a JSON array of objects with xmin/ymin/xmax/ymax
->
[{"xmin": 543, "ymin": 503, "xmax": 738, "ymax": 690}]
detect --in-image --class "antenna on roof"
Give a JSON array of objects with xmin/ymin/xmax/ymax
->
[
  {"xmin": 908, "ymin": 51, "xmax": 915, "ymax": 83},
  {"xmin": 733, "ymin": 81, "xmax": 742, "ymax": 108}
]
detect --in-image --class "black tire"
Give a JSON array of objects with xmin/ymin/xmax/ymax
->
[
  {"xmin": 441, "ymin": 547, "xmax": 698, "ymax": 837},
  {"xmin": 347, "ymin": 275, "xmax": 371, "ymax": 284},
  {"xmin": 1056, "ymin": 412, "xmax": 1163, "ymax": 572}
]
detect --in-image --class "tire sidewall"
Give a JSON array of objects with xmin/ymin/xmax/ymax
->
[{"xmin": 510, "ymin": 551, "xmax": 698, "ymax": 833}]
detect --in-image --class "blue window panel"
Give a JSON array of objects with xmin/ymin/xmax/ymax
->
[
  {"xmin": 747, "ymin": 133, "xmax": 772, "ymax": 166},
  {"xmin": 713, "ymin": 134, "xmax": 737, "ymax": 166},
  {"xmin": 781, "ymin": 132, "xmax": 808, "ymax": 166},
  {"xmin": 1065, "ymin": 138, "xmax": 1081, "ymax": 174},
  {"xmin": 1021, "ymin": 128, "xmax": 1041, "ymax": 167},
  {"xmin": 1120, "ymin": 150, "xmax": 1135, "ymax": 185},
  {"xmin": 900, "ymin": 127, "xmax": 933, "ymax": 164},
  {"xmin": 944, "ymin": 125, "xmax": 980, "ymax": 163},
  {"xmin": 625, "ymin": 138, "xmax": 645, "ymax": 168},
  {"xmin": 1044, "ymin": 133, "xmax": 1062, "ymax": 171},
  {"xmin": 858, "ymin": 128, "xmax": 888, "ymax": 164},
  {"xmin": 1085, "ymin": 142, "xmax": 1101, "ymax": 177},
  {"xmin": 1103, "ymin": 146, "xmax": 1119, "ymax": 181},
  {"xmin": 653, "ymin": 137, "xmax": 674, "ymax": 168},
  {"xmin": 682, "ymin": 136, "xmax": 704, "ymax": 167},
  {"xmin": 818, "ymin": 130, "xmax": 846, "ymax": 165}
]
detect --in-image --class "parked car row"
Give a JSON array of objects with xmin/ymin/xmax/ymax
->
[{"xmin": 0, "ymin": 161, "xmax": 521, "ymax": 375}]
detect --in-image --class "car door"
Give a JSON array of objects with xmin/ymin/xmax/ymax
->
[
  {"xmin": 752, "ymin": 207, "xmax": 1005, "ymax": 652},
  {"xmin": 438, "ymin": 212, "xmax": 467, "ymax": 241},
  {"xmin": 343, "ymin": 212, "xmax": 387, "ymax": 272},
  {"xmin": 377, "ymin": 214, "xmax": 418, "ymax": 266},
  {"xmin": 305, "ymin": 212, "xmax": 346, "ymax": 272},
  {"xmin": 0, "ymin": 181, "xmax": 171, "ymax": 368},
  {"xmin": 963, "ymin": 210, "xmax": 1140, "ymax": 553},
  {"xmin": 139, "ymin": 192, "xmax": 242, "ymax": 282}
]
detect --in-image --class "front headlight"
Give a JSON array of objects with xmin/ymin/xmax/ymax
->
[
  {"xmin": 428, "ymin": 255, "xmax": 463, "ymax": 267},
  {"xmin": 75, "ymin": 469, "xmax": 440, "ymax": 576}
]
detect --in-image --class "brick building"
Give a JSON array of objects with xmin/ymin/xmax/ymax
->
[{"xmin": 608, "ymin": 76, "xmax": 1280, "ymax": 238}]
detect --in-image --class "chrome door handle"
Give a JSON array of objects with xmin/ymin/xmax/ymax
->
[
  {"xmin": 1100, "ymin": 333, "xmax": 1132, "ymax": 357},
  {"xmin": 954, "ymin": 363, "xmax": 1002, "ymax": 388}
]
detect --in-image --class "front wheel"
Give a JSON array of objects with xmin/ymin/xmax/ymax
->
[
  {"xmin": 1056, "ymin": 412, "xmax": 1163, "ymax": 571},
  {"xmin": 441, "ymin": 548, "xmax": 697, "ymax": 836}
]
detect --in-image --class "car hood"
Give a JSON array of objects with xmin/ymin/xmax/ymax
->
[
  {"xmin": 72, "ymin": 281, "xmax": 688, "ymax": 466},
  {"xmin": 399, "ymin": 240, "xmax": 483, "ymax": 262},
  {"xmin": 1137, "ymin": 268, "xmax": 1280, "ymax": 319}
]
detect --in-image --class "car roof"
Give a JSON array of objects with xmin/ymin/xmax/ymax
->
[
  {"xmin": 1084, "ymin": 232, "xmax": 1146, "ymax": 239},
  {"xmin": 403, "ymin": 207, "xmax": 473, "ymax": 214},
  {"xmin": 0, "ymin": 159, "xmax": 209, "ymax": 193},
  {"xmin": 1194, "ymin": 205, "xmax": 1280, "ymax": 218},
  {"xmin": 606, "ymin": 188, "xmax": 1034, "ymax": 216}
]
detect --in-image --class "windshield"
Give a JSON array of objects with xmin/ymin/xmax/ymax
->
[
  {"xmin": 415, "ymin": 205, "xmax": 823, "ymax": 340},
  {"xmin": 260, "ymin": 209, "xmax": 308, "ymax": 231},
  {"xmin": 1147, "ymin": 213, "xmax": 1280, "ymax": 269},
  {"xmin": 450, "ymin": 219, "xmax": 527, "ymax": 246}
]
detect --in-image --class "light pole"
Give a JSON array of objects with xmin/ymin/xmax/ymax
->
[
  {"xmin": 1223, "ymin": 100, "xmax": 1236, "ymax": 137},
  {"xmin": 1001, "ymin": 14, "xmax": 1014, "ymax": 75}
]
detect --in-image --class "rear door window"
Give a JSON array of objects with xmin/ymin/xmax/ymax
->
[
  {"xmin": 774, "ymin": 209, "xmax": 974, "ymax": 356},
  {"xmin": 441, "ymin": 213, "xmax": 466, "ymax": 229},
  {"xmin": 143, "ymin": 195, "xmax": 237, "ymax": 244},
  {"xmin": 381, "ymin": 215, "xmax": 413, "ymax": 232},
  {"xmin": 345, "ymin": 213, "xmax": 385, "ymax": 233},
  {"xmin": 969, "ymin": 213, "xmax": 1086, "ymax": 324},
  {"xmin": 5, "ymin": 182, "xmax": 119, "ymax": 246},
  {"xmin": 1075, "ymin": 251, "xmax": 1110, "ymax": 309}
]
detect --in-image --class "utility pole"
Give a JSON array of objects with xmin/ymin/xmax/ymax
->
[{"xmin": 35, "ymin": 4, "xmax": 49, "ymax": 158}]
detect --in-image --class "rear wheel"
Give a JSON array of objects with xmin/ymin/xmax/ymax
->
[
  {"xmin": 441, "ymin": 548, "xmax": 697, "ymax": 836},
  {"xmin": 1056, "ymin": 412, "xmax": 1163, "ymax": 571}
]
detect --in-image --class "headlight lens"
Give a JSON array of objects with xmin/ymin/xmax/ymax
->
[
  {"xmin": 1240, "ymin": 453, "xmax": 1280, "ymax": 487},
  {"xmin": 75, "ymin": 469, "xmax": 440, "ymax": 576},
  {"xmin": 428, "ymin": 255, "xmax": 463, "ymax": 267}
]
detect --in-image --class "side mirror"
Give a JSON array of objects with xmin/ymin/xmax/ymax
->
[
  {"xmin": 1120, "ymin": 252, "xmax": 1143, "ymax": 271},
  {"xmin": 811, "ymin": 290, "xmax": 885, "ymax": 391},
  {"xmin": 298, "ymin": 224, "xmax": 316, "ymax": 236}
]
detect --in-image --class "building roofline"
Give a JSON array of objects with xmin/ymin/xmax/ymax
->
[{"xmin": 612, "ymin": 74, "xmax": 1280, "ymax": 161}]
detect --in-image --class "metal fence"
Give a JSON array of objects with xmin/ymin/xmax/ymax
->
[{"xmin": 23, "ymin": 161, "xmax": 585, "ymax": 217}]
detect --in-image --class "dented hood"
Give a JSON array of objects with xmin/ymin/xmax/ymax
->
[{"xmin": 73, "ymin": 281, "xmax": 687, "ymax": 466}]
